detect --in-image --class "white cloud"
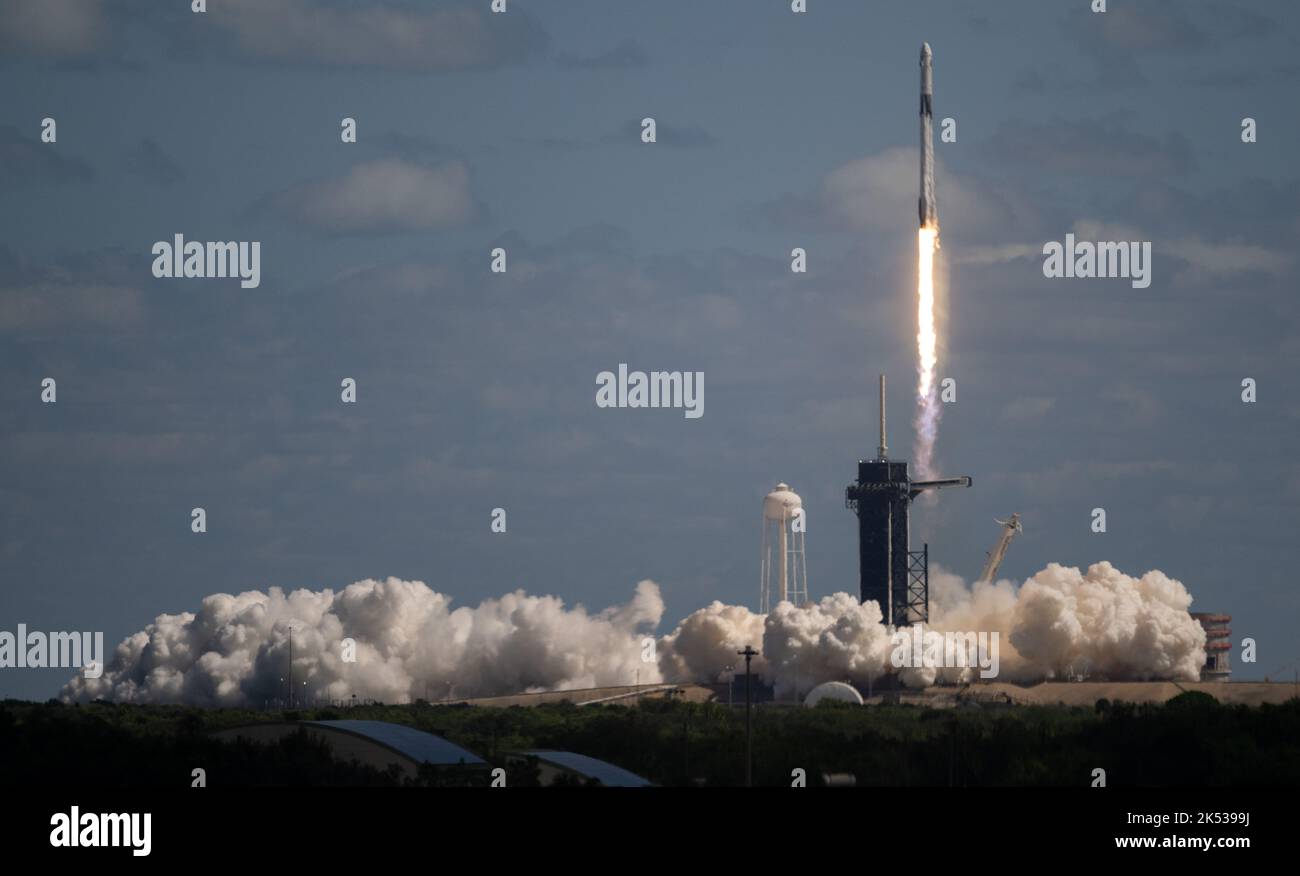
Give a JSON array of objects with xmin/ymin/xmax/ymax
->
[
  {"xmin": 0, "ymin": 0, "xmax": 104, "ymax": 56},
  {"xmin": 269, "ymin": 159, "xmax": 479, "ymax": 234},
  {"xmin": 968, "ymin": 218, "xmax": 1293, "ymax": 280},
  {"xmin": 0, "ymin": 281, "xmax": 143, "ymax": 332},
  {"xmin": 211, "ymin": 0, "xmax": 543, "ymax": 71},
  {"xmin": 1003, "ymin": 396, "xmax": 1056, "ymax": 421},
  {"xmin": 822, "ymin": 148, "xmax": 1020, "ymax": 233},
  {"xmin": 1164, "ymin": 236, "xmax": 1293, "ymax": 277}
]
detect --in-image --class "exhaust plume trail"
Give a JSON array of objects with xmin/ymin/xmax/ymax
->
[{"xmin": 914, "ymin": 225, "xmax": 942, "ymax": 479}]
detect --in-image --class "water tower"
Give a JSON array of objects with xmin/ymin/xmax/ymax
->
[{"xmin": 760, "ymin": 483, "xmax": 809, "ymax": 613}]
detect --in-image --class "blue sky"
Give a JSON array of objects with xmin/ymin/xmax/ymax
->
[{"xmin": 2, "ymin": 0, "xmax": 1299, "ymax": 698}]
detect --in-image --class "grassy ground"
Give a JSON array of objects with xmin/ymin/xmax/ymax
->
[{"xmin": 3, "ymin": 691, "xmax": 1298, "ymax": 787}]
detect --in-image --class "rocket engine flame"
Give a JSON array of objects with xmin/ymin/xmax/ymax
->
[{"xmin": 914, "ymin": 225, "xmax": 942, "ymax": 479}]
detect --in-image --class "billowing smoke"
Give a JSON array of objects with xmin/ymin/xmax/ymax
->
[
  {"xmin": 61, "ymin": 562, "xmax": 1207, "ymax": 705},
  {"xmin": 61, "ymin": 578, "xmax": 665, "ymax": 707},
  {"xmin": 657, "ymin": 600, "xmax": 768, "ymax": 682},
  {"xmin": 658, "ymin": 561, "xmax": 1207, "ymax": 697}
]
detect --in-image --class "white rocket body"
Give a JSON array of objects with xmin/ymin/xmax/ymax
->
[{"xmin": 919, "ymin": 42, "xmax": 937, "ymax": 229}]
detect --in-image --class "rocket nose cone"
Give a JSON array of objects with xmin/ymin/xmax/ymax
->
[{"xmin": 921, "ymin": 42, "xmax": 932, "ymax": 61}]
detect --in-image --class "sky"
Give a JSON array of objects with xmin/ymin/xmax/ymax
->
[{"xmin": 2, "ymin": 0, "xmax": 1299, "ymax": 700}]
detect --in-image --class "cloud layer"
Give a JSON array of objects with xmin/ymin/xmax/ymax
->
[{"xmin": 209, "ymin": 0, "xmax": 546, "ymax": 71}]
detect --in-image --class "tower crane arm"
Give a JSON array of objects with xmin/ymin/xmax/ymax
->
[{"xmin": 977, "ymin": 513, "xmax": 1022, "ymax": 584}]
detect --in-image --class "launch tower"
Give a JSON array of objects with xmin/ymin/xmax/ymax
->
[{"xmin": 845, "ymin": 376, "xmax": 970, "ymax": 625}]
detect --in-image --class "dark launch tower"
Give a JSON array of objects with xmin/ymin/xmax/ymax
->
[{"xmin": 845, "ymin": 376, "xmax": 971, "ymax": 625}]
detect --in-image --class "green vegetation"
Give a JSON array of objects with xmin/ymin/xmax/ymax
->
[{"xmin": 3, "ymin": 692, "xmax": 1298, "ymax": 787}]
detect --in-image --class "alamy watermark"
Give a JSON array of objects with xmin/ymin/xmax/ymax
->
[
  {"xmin": 1042, "ymin": 233, "xmax": 1151, "ymax": 289},
  {"xmin": 596, "ymin": 364, "xmax": 703, "ymax": 419},
  {"xmin": 50, "ymin": 807, "xmax": 150, "ymax": 856},
  {"xmin": 890, "ymin": 624, "xmax": 1000, "ymax": 679},
  {"xmin": 151, "ymin": 234, "xmax": 261, "ymax": 289},
  {"xmin": 0, "ymin": 624, "xmax": 104, "ymax": 678}
]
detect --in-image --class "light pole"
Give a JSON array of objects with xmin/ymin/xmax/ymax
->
[
  {"xmin": 724, "ymin": 664, "xmax": 734, "ymax": 706},
  {"xmin": 737, "ymin": 645, "xmax": 758, "ymax": 787}
]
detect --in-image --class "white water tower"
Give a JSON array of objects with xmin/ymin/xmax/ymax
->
[{"xmin": 760, "ymin": 482, "xmax": 809, "ymax": 613}]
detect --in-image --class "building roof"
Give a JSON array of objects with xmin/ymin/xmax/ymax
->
[
  {"xmin": 522, "ymin": 750, "xmax": 651, "ymax": 787},
  {"xmin": 804, "ymin": 681, "xmax": 865, "ymax": 707},
  {"xmin": 306, "ymin": 720, "xmax": 485, "ymax": 766}
]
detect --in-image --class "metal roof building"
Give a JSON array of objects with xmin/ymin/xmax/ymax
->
[
  {"xmin": 517, "ymin": 750, "xmax": 652, "ymax": 787},
  {"xmin": 212, "ymin": 720, "xmax": 485, "ymax": 781},
  {"xmin": 306, "ymin": 720, "xmax": 485, "ymax": 765}
]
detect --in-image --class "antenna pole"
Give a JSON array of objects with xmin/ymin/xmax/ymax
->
[{"xmin": 877, "ymin": 374, "xmax": 888, "ymax": 460}]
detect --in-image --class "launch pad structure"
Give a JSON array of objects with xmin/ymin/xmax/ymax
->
[{"xmin": 845, "ymin": 376, "xmax": 970, "ymax": 625}]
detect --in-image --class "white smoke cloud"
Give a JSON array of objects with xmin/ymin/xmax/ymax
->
[
  {"xmin": 762, "ymin": 593, "xmax": 898, "ymax": 697},
  {"xmin": 62, "ymin": 562, "xmax": 1207, "ymax": 705},
  {"xmin": 657, "ymin": 600, "xmax": 768, "ymax": 682},
  {"xmin": 61, "ymin": 578, "xmax": 664, "ymax": 706},
  {"xmin": 998, "ymin": 561, "xmax": 1207, "ymax": 682},
  {"xmin": 656, "ymin": 561, "xmax": 1207, "ymax": 695}
]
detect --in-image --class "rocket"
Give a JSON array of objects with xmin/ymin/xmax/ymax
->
[{"xmin": 918, "ymin": 42, "xmax": 937, "ymax": 229}]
